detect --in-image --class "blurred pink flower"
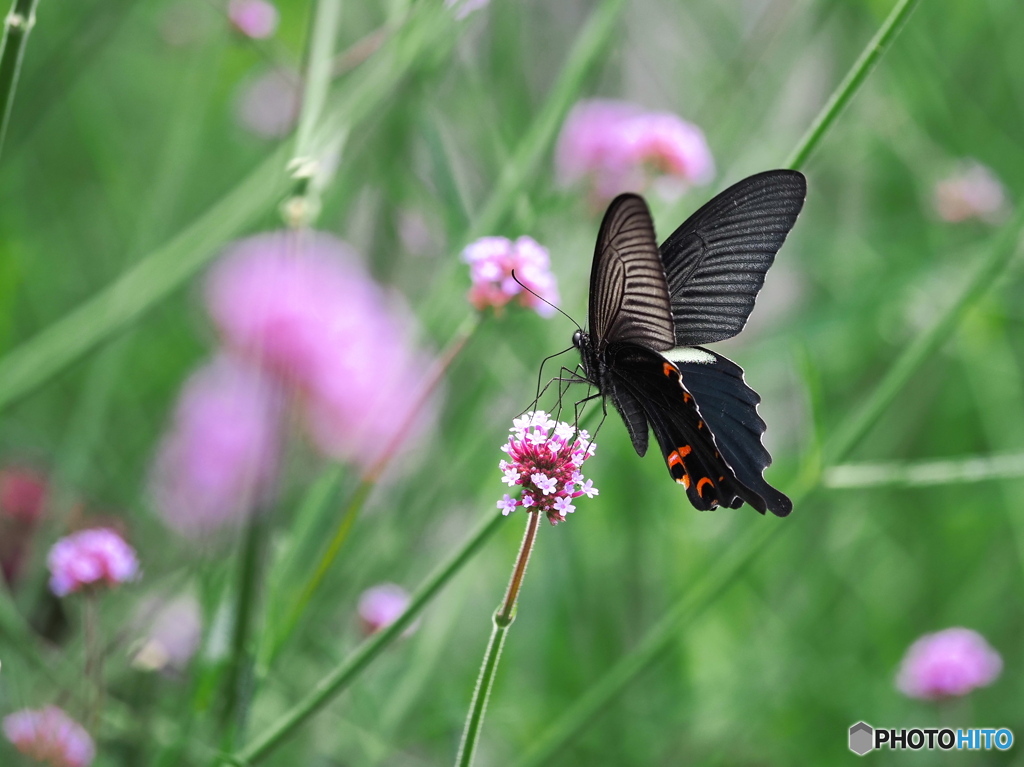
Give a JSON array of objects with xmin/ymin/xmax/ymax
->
[
  {"xmin": 0, "ymin": 466, "xmax": 48, "ymax": 584},
  {"xmin": 234, "ymin": 67, "xmax": 301, "ymax": 139},
  {"xmin": 896, "ymin": 627, "xmax": 1002, "ymax": 700},
  {"xmin": 462, "ymin": 236, "xmax": 560, "ymax": 317},
  {"xmin": 47, "ymin": 528, "xmax": 139, "ymax": 597},
  {"xmin": 933, "ymin": 161, "xmax": 1008, "ymax": 224},
  {"xmin": 151, "ymin": 356, "xmax": 283, "ymax": 538},
  {"xmin": 131, "ymin": 594, "xmax": 204, "ymax": 673},
  {"xmin": 3, "ymin": 706, "xmax": 95, "ymax": 767},
  {"xmin": 206, "ymin": 231, "xmax": 436, "ymax": 472},
  {"xmin": 498, "ymin": 410, "xmax": 598, "ymax": 525},
  {"xmin": 358, "ymin": 583, "xmax": 418, "ymax": 636},
  {"xmin": 0, "ymin": 466, "xmax": 48, "ymax": 523},
  {"xmin": 556, "ymin": 99, "xmax": 714, "ymax": 202},
  {"xmin": 228, "ymin": 0, "xmax": 279, "ymax": 38}
]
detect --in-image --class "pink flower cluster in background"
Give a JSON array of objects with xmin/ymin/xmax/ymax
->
[
  {"xmin": 47, "ymin": 528, "xmax": 139, "ymax": 597},
  {"xmin": 0, "ymin": 466, "xmax": 48, "ymax": 585},
  {"xmin": 462, "ymin": 236, "xmax": 560, "ymax": 317},
  {"xmin": 497, "ymin": 411, "xmax": 598, "ymax": 525},
  {"xmin": 234, "ymin": 67, "xmax": 301, "ymax": 139},
  {"xmin": 151, "ymin": 231, "xmax": 435, "ymax": 537},
  {"xmin": 227, "ymin": 0, "xmax": 279, "ymax": 39},
  {"xmin": 358, "ymin": 583, "xmax": 419, "ymax": 637},
  {"xmin": 556, "ymin": 99, "xmax": 714, "ymax": 203},
  {"xmin": 3, "ymin": 706, "xmax": 95, "ymax": 767},
  {"xmin": 896, "ymin": 627, "xmax": 1002, "ymax": 700},
  {"xmin": 933, "ymin": 161, "xmax": 1008, "ymax": 224},
  {"xmin": 150, "ymin": 357, "xmax": 282, "ymax": 538}
]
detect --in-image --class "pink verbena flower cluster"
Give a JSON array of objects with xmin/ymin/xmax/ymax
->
[
  {"xmin": 497, "ymin": 411, "xmax": 598, "ymax": 525},
  {"xmin": 357, "ymin": 583, "xmax": 419, "ymax": 637},
  {"xmin": 47, "ymin": 528, "xmax": 139, "ymax": 597},
  {"xmin": 462, "ymin": 236, "xmax": 560, "ymax": 317},
  {"xmin": 3, "ymin": 706, "xmax": 95, "ymax": 767},
  {"xmin": 227, "ymin": 0, "xmax": 279, "ymax": 39},
  {"xmin": 896, "ymin": 627, "xmax": 1002, "ymax": 700},
  {"xmin": 933, "ymin": 160, "xmax": 1008, "ymax": 224},
  {"xmin": 556, "ymin": 99, "xmax": 714, "ymax": 203},
  {"xmin": 0, "ymin": 465, "xmax": 48, "ymax": 585}
]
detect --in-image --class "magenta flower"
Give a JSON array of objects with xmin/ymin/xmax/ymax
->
[
  {"xmin": 234, "ymin": 67, "xmax": 301, "ymax": 139},
  {"xmin": 47, "ymin": 528, "xmax": 139, "ymax": 597},
  {"xmin": 3, "ymin": 707, "xmax": 95, "ymax": 767},
  {"xmin": 0, "ymin": 466, "xmax": 48, "ymax": 585},
  {"xmin": 896, "ymin": 627, "xmax": 1003, "ymax": 700},
  {"xmin": 358, "ymin": 583, "xmax": 418, "ymax": 636},
  {"xmin": 933, "ymin": 161, "xmax": 1008, "ymax": 224},
  {"xmin": 150, "ymin": 356, "xmax": 283, "ymax": 539},
  {"xmin": 462, "ymin": 236, "xmax": 560, "ymax": 317},
  {"xmin": 555, "ymin": 99, "xmax": 714, "ymax": 202},
  {"xmin": 228, "ymin": 0, "xmax": 279, "ymax": 39},
  {"xmin": 498, "ymin": 411, "xmax": 598, "ymax": 525},
  {"xmin": 205, "ymin": 231, "xmax": 436, "ymax": 473}
]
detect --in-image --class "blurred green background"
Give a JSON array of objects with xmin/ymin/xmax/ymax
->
[{"xmin": 1, "ymin": 0, "xmax": 1023, "ymax": 764}]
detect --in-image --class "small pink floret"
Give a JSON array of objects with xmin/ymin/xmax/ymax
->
[
  {"xmin": 228, "ymin": 0, "xmax": 279, "ymax": 39},
  {"xmin": 462, "ymin": 236, "xmax": 560, "ymax": 317},
  {"xmin": 47, "ymin": 528, "xmax": 138, "ymax": 597},
  {"xmin": 3, "ymin": 706, "xmax": 95, "ymax": 767},
  {"xmin": 896, "ymin": 627, "xmax": 1002, "ymax": 700},
  {"xmin": 358, "ymin": 583, "xmax": 418, "ymax": 636}
]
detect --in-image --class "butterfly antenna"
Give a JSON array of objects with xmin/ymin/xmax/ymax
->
[{"xmin": 510, "ymin": 270, "xmax": 583, "ymax": 332}]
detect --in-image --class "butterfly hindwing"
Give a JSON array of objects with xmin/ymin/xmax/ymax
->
[
  {"xmin": 589, "ymin": 194, "xmax": 675, "ymax": 350},
  {"xmin": 604, "ymin": 343, "xmax": 769, "ymax": 513},
  {"xmin": 659, "ymin": 170, "xmax": 806, "ymax": 346},
  {"xmin": 668, "ymin": 348, "xmax": 792, "ymax": 516}
]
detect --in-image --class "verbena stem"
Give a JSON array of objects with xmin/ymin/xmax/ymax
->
[
  {"xmin": 455, "ymin": 511, "xmax": 542, "ymax": 767},
  {"xmin": 784, "ymin": 0, "xmax": 919, "ymax": 170},
  {"xmin": 226, "ymin": 511, "xmax": 506, "ymax": 766},
  {"xmin": 0, "ymin": 0, "xmax": 40, "ymax": 161},
  {"xmin": 218, "ymin": 512, "xmax": 267, "ymax": 748}
]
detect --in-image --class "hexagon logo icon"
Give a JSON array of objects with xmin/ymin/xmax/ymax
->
[{"xmin": 849, "ymin": 721, "xmax": 874, "ymax": 756}]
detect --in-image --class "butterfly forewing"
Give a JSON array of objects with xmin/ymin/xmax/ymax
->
[
  {"xmin": 589, "ymin": 194, "xmax": 675, "ymax": 350},
  {"xmin": 659, "ymin": 170, "xmax": 806, "ymax": 346}
]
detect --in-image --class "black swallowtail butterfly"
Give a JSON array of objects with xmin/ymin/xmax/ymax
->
[{"xmin": 572, "ymin": 170, "xmax": 806, "ymax": 516}]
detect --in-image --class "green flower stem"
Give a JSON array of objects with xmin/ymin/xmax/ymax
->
[
  {"xmin": 218, "ymin": 512, "xmax": 269, "ymax": 749},
  {"xmin": 455, "ymin": 510, "xmax": 542, "ymax": 767},
  {"xmin": 0, "ymin": 0, "xmax": 39, "ymax": 161},
  {"xmin": 784, "ymin": 0, "xmax": 919, "ymax": 171},
  {"xmin": 292, "ymin": 0, "xmax": 341, "ymax": 163},
  {"xmin": 226, "ymin": 512, "xmax": 507, "ymax": 766},
  {"xmin": 825, "ymin": 451, "xmax": 1024, "ymax": 489}
]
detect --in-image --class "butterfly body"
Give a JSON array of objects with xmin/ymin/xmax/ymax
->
[{"xmin": 574, "ymin": 170, "xmax": 806, "ymax": 517}]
